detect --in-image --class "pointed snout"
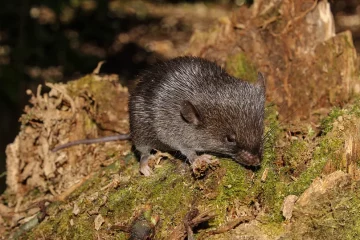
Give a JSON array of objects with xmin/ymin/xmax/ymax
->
[{"xmin": 235, "ymin": 150, "xmax": 261, "ymax": 166}]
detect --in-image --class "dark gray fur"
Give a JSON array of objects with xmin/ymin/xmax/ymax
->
[
  {"xmin": 130, "ymin": 56, "xmax": 265, "ymax": 175},
  {"xmin": 53, "ymin": 56, "xmax": 266, "ymax": 176}
]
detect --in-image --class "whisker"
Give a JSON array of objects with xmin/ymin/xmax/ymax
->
[{"xmin": 263, "ymin": 126, "xmax": 278, "ymax": 141}]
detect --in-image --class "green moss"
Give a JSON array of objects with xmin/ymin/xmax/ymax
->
[
  {"xmin": 283, "ymin": 140, "xmax": 308, "ymax": 171},
  {"xmin": 27, "ymin": 219, "xmax": 53, "ymax": 239},
  {"xmin": 287, "ymin": 182, "xmax": 360, "ymax": 239},
  {"xmin": 284, "ymin": 136, "xmax": 342, "ymax": 196},
  {"xmin": 320, "ymin": 107, "xmax": 342, "ymax": 134},
  {"xmin": 349, "ymin": 98, "xmax": 360, "ymax": 116},
  {"xmin": 28, "ymin": 208, "xmax": 96, "ymax": 239},
  {"xmin": 316, "ymin": 137, "xmax": 344, "ymax": 167},
  {"xmin": 50, "ymin": 210, "xmax": 72, "ymax": 235},
  {"xmin": 251, "ymin": 104, "xmax": 351, "ymax": 226},
  {"xmin": 211, "ymin": 104, "xmax": 282, "ymax": 225},
  {"xmin": 220, "ymin": 160, "xmax": 249, "ymax": 200},
  {"xmin": 28, "ymin": 187, "xmax": 42, "ymax": 199},
  {"xmin": 67, "ymin": 174, "xmax": 102, "ymax": 202},
  {"xmin": 105, "ymin": 161, "xmax": 195, "ymax": 238},
  {"xmin": 258, "ymin": 105, "xmax": 284, "ymax": 218},
  {"xmin": 67, "ymin": 75, "xmax": 97, "ymax": 97},
  {"xmin": 263, "ymin": 104, "xmax": 281, "ymax": 165},
  {"xmin": 84, "ymin": 114, "xmax": 97, "ymax": 131},
  {"xmin": 260, "ymin": 221, "xmax": 286, "ymax": 238},
  {"xmin": 67, "ymin": 74, "xmax": 119, "ymax": 105},
  {"xmin": 281, "ymin": 105, "xmax": 355, "ymax": 197},
  {"xmin": 225, "ymin": 53, "xmax": 258, "ymax": 82},
  {"xmin": 258, "ymin": 170, "xmax": 286, "ymax": 222},
  {"xmin": 70, "ymin": 215, "xmax": 95, "ymax": 239},
  {"xmin": 287, "ymin": 156, "xmax": 327, "ymax": 196},
  {"xmin": 211, "ymin": 159, "xmax": 250, "ymax": 225},
  {"xmin": 106, "ymin": 183, "xmax": 140, "ymax": 219},
  {"xmin": 114, "ymin": 232, "xmax": 129, "ymax": 240},
  {"xmin": 25, "ymin": 159, "xmax": 196, "ymax": 239},
  {"xmin": 22, "ymin": 101, "xmax": 360, "ymax": 239},
  {"xmin": 255, "ymin": 118, "xmax": 346, "ymax": 226}
]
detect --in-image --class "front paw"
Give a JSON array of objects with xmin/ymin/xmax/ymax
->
[{"xmin": 191, "ymin": 154, "xmax": 220, "ymax": 178}]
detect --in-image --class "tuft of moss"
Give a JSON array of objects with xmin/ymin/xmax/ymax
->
[
  {"xmin": 211, "ymin": 159, "xmax": 251, "ymax": 224},
  {"xmin": 283, "ymin": 140, "xmax": 308, "ymax": 172},
  {"xmin": 319, "ymin": 100, "xmax": 360, "ymax": 135},
  {"xmin": 320, "ymin": 107, "xmax": 342, "ymax": 134}
]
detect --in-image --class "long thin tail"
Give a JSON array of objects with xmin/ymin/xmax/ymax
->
[{"xmin": 51, "ymin": 134, "xmax": 131, "ymax": 152}]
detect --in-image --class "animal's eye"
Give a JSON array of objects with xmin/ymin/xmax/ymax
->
[{"xmin": 225, "ymin": 134, "xmax": 236, "ymax": 143}]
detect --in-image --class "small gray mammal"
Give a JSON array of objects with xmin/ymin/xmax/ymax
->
[{"xmin": 52, "ymin": 56, "xmax": 266, "ymax": 176}]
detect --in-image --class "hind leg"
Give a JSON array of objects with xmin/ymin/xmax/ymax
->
[{"xmin": 136, "ymin": 146, "xmax": 153, "ymax": 176}]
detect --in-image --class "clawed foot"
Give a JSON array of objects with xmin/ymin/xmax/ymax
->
[
  {"xmin": 191, "ymin": 154, "xmax": 220, "ymax": 178},
  {"xmin": 140, "ymin": 164, "xmax": 154, "ymax": 176},
  {"xmin": 139, "ymin": 155, "xmax": 154, "ymax": 177},
  {"xmin": 139, "ymin": 151, "xmax": 173, "ymax": 176},
  {"xmin": 138, "ymin": 153, "xmax": 219, "ymax": 177}
]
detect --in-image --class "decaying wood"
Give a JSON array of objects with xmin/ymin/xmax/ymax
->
[{"xmin": 187, "ymin": 0, "xmax": 358, "ymax": 122}]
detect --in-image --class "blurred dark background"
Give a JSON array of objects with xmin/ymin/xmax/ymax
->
[{"xmin": 0, "ymin": 0, "xmax": 359, "ymax": 193}]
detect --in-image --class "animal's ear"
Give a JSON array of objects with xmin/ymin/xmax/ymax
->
[
  {"xmin": 256, "ymin": 72, "xmax": 266, "ymax": 90},
  {"xmin": 180, "ymin": 101, "xmax": 202, "ymax": 126}
]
